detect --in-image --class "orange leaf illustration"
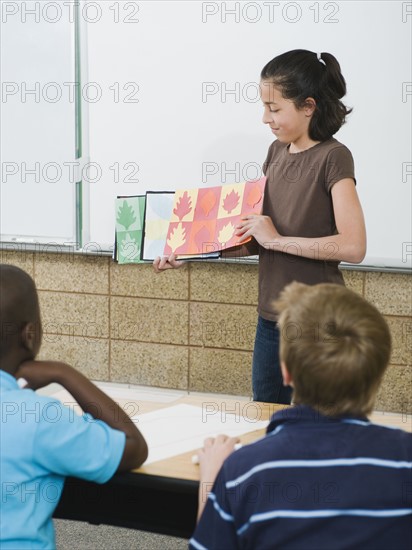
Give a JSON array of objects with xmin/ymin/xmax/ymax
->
[
  {"xmin": 217, "ymin": 222, "xmax": 235, "ymax": 244},
  {"xmin": 194, "ymin": 225, "xmax": 211, "ymax": 252},
  {"xmin": 173, "ymin": 191, "xmax": 192, "ymax": 221},
  {"xmin": 200, "ymin": 189, "xmax": 217, "ymax": 217},
  {"xmin": 167, "ymin": 223, "xmax": 187, "ymax": 252},
  {"xmin": 222, "ymin": 189, "xmax": 240, "ymax": 214},
  {"xmin": 246, "ymin": 184, "xmax": 263, "ymax": 209}
]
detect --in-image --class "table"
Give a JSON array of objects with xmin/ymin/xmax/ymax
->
[
  {"xmin": 54, "ymin": 395, "xmax": 280, "ymax": 538},
  {"xmin": 53, "ymin": 395, "xmax": 412, "ymax": 538}
]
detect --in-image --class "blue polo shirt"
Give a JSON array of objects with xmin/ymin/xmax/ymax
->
[
  {"xmin": 0, "ymin": 370, "xmax": 126, "ymax": 549},
  {"xmin": 190, "ymin": 404, "xmax": 412, "ymax": 550}
]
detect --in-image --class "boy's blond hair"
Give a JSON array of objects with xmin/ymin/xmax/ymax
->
[{"xmin": 275, "ymin": 283, "xmax": 391, "ymax": 417}]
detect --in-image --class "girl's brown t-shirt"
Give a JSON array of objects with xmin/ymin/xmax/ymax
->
[{"xmin": 257, "ymin": 137, "xmax": 355, "ymax": 321}]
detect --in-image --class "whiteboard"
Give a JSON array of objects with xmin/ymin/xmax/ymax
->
[
  {"xmin": 0, "ymin": 0, "xmax": 77, "ymax": 245},
  {"xmin": 85, "ymin": 0, "xmax": 411, "ymax": 270}
]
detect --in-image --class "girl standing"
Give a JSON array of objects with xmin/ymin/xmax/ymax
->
[{"xmin": 154, "ymin": 49, "xmax": 366, "ymax": 405}]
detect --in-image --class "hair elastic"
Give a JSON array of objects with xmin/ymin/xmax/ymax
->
[{"xmin": 317, "ymin": 53, "xmax": 326, "ymax": 66}]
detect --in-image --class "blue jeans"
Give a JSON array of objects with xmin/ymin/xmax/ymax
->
[{"xmin": 252, "ymin": 316, "xmax": 293, "ymax": 404}]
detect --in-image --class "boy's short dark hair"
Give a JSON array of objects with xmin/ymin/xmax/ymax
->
[
  {"xmin": 0, "ymin": 264, "xmax": 40, "ymax": 358},
  {"xmin": 275, "ymin": 282, "xmax": 391, "ymax": 416}
]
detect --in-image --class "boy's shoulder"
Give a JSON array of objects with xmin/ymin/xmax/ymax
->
[
  {"xmin": 222, "ymin": 410, "xmax": 411, "ymax": 481},
  {"xmin": 1, "ymin": 386, "xmax": 80, "ymax": 438},
  {"xmin": 360, "ymin": 420, "xmax": 412, "ymax": 449},
  {"xmin": 1, "ymin": 383, "xmax": 125, "ymax": 482}
]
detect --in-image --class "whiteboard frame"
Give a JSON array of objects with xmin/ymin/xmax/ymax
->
[{"xmin": 0, "ymin": 0, "xmax": 90, "ymax": 251}]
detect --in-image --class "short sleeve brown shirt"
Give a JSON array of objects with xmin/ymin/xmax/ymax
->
[{"xmin": 258, "ymin": 137, "xmax": 355, "ymax": 320}]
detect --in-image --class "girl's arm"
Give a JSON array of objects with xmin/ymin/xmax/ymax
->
[
  {"xmin": 220, "ymin": 238, "xmax": 260, "ymax": 259},
  {"xmin": 153, "ymin": 240, "xmax": 260, "ymax": 273},
  {"xmin": 236, "ymin": 178, "xmax": 366, "ymax": 264}
]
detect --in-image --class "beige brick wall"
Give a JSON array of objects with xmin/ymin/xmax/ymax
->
[{"xmin": 1, "ymin": 250, "xmax": 411, "ymax": 414}]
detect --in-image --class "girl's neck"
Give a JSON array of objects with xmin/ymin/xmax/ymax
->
[{"xmin": 288, "ymin": 138, "xmax": 321, "ymax": 154}]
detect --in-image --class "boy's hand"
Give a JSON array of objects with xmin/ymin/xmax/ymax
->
[
  {"xmin": 14, "ymin": 360, "xmax": 67, "ymax": 390},
  {"xmin": 153, "ymin": 253, "xmax": 184, "ymax": 273},
  {"xmin": 198, "ymin": 434, "xmax": 240, "ymax": 486},
  {"xmin": 196, "ymin": 434, "xmax": 240, "ymax": 520},
  {"xmin": 235, "ymin": 214, "xmax": 280, "ymax": 248}
]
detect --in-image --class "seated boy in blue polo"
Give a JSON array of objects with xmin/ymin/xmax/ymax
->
[
  {"xmin": 190, "ymin": 282, "xmax": 412, "ymax": 550},
  {"xmin": 0, "ymin": 264, "xmax": 148, "ymax": 549}
]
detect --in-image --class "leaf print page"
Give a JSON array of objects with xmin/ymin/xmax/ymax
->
[
  {"xmin": 164, "ymin": 177, "xmax": 266, "ymax": 256},
  {"xmin": 115, "ymin": 195, "xmax": 145, "ymax": 264},
  {"xmin": 217, "ymin": 184, "xmax": 243, "ymax": 218},
  {"xmin": 142, "ymin": 192, "xmax": 175, "ymax": 261},
  {"xmin": 170, "ymin": 189, "xmax": 198, "ymax": 223}
]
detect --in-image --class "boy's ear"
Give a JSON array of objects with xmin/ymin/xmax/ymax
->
[
  {"xmin": 21, "ymin": 322, "xmax": 41, "ymax": 357},
  {"xmin": 280, "ymin": 361, "xmax": 293, "ymax": 387}
]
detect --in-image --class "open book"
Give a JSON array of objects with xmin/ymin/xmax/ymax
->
[{"xmin": 114, "ymin": 177, "xmax": 266, "ymax": 264}]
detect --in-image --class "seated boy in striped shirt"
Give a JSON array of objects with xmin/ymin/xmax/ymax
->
[{"xmin": 190, "ymin": 282, "xmax": 411, "ymax": 550}]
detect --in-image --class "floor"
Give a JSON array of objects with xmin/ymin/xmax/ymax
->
[{"xmin": 54, "ymin": 520, "xmax": 188, "ymax": 550}]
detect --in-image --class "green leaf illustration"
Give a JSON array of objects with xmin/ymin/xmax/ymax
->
[
  {"xmin": 120, "ymin": 232, "xmax": 140, "ymax": 260},
  {"xmin": 117, "ymin": 200, "xmax": 137, "ymax": 230}
]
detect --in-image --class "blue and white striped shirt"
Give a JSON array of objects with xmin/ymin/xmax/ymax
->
[{"xmin": 190, "ymin": 405, "xmax": 412, "ymax": 550}]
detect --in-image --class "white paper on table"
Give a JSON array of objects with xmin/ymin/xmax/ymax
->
[{"xmin": 131, "ymin": 403, "xmax": 269, "ymax": 465}]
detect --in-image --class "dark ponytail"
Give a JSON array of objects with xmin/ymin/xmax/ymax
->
[{"xmin": 260, "ymin": 49, "xmax": 352, "ymax": 141}]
